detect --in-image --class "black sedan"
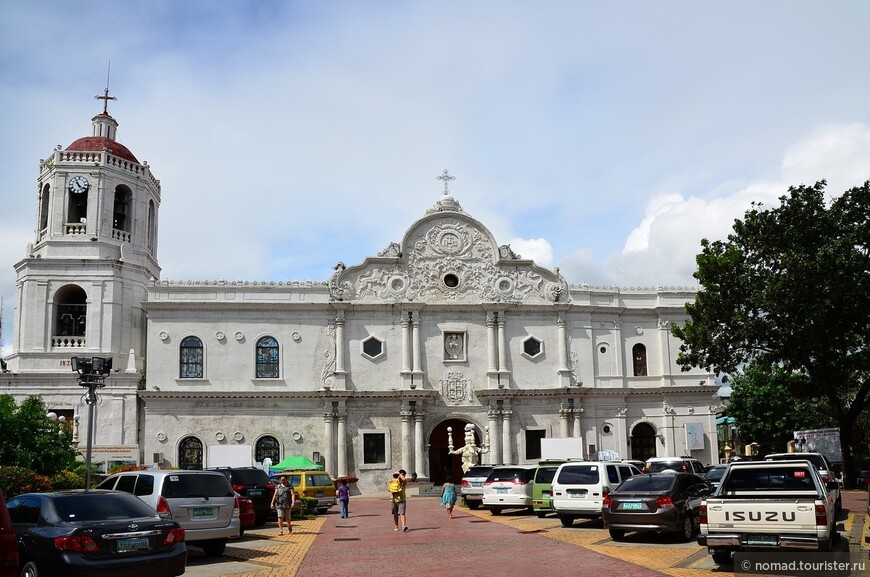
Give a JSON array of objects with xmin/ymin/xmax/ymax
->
[
  {"xmin": 7, "ymin": 489, "xmax": 186, "ymax": 577},
  {"xmin": 602, "ymin": 472, "xmax": 710, "ymax": 542}
]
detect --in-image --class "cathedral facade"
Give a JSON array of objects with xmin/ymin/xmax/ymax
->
[{"xmin": 2, "ymin": 105, "xmax": 722, "ymax": 494}]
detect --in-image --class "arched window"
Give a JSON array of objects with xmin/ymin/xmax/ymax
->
[
  {"xmin": 180, "ymin": 336, "xmax": 204, "ymax": 379},
  {"xmin": 632, "ymin": 343, "xmax": 648, "ymax": 377},
  {"xmin": 630, "ymin": 422, "xmax": 657, "ymax": 462},
  {"xmin": 39, "ymin": 183, "xmax": 50, "ymax": 234},
  {"xmin": 55, "ymin": 285, "xmax": 87, "ymax": 338},
  {"xmin": 113, "ymin": 185, "xmax": 132, "ymax": 232},
  {"xmin": 255, "ymin": 336, "xmax": 279, "ymax": 378},
  {"xmin": 255, "ymin": 436, "xmax": 280, "ymax": 465},
  {"xmin": 179, "ymin": 436, "xmax": 203, "ymax": 470}
]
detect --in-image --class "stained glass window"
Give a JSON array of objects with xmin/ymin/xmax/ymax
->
[
  {"xmin": 256, "ymin": 336, "xmax": 279, "ymax": 378},
  {"xmin": 180, "ymin": 336, "xmax": 203, "ymax": 379}
]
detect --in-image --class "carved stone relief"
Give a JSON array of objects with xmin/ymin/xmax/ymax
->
[{"xmin": 440, "ymin": 371, "xmax": 471, "ymax": 405}]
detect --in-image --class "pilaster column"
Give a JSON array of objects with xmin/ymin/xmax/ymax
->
[
  {"xmin": 334, "ymin": 312, "xmax": 346, "ymax": 374},
  {"xmin": 411, "ymin": 312, "xmax": 421, "ymax": 373},
  {"xmin": 486, "ymin": 312, "xmax": 497, "ymax": 373},
  {"xmin": 488, "ymin": 408, "xmax": 501, "ymax": 465},
  {"xmin": 336, "ymin": 413, "xmax": 347, "ymax": 477},
  {"xmin": 400, "ymin": 409, "xmax": 413, "ymax": 471},
  {"xmin": 501, "ymin": 409, "xmax": 513, "ymax": 465},
  {"xmin": 497, "ymin": 312, "xmax": 507, "ymax": 375},
  {"xmin": 414, "ymin": 411, "xmax": 425, "ymax": 478},
  {"xmin": 557, "ymin": 315, "xmax": 569, "ymax": 372},
  {"xmin": 558, "ymin": 404, "xmax": 570, "ymax": 438},
  {"xmin": 323, "ymin": 411, "xmax": 335, "ymax": 475},
  {"xmin": 400, "ymin": 313, "xmax": 411, "ymax": 373},
  {"xmin": 573, "ymin": 405, "xmax": 583, "ymax": 439}
]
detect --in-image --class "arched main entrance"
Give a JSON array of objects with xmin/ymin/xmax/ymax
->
[
  {"xmin": 428, "ymin": 418, "xmax": 481, "ymax": 485},
  {"xmin": 630, "ymin": 422, "xmax": 657, "ymax": 462}
]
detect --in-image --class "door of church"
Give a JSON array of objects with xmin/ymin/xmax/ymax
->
[
  {"xmin": 630, "ymin": 422, "xmax": 657, "ymax": 462},
  {"xmin": 428, "ymin": 418, "xmax": 477, "ymax": 485}
]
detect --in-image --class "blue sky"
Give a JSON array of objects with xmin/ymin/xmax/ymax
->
[{"xmin": 2, "ymin": 1, "xmax": 870, "ymax": 356}]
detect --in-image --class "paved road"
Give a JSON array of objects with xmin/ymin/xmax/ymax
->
[{"xmin": 183, "ymin": 490, "xmax": 870, "ymax": 577}]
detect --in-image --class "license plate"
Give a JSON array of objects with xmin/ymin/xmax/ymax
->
[
  {"xmin": 747, "ymin": 535, "xmax": 778, "ymax": 546},
  {"xmin": 496, "ymin": 488, "xmax": 509, "ymax": 494},
  {"xmin": 117, "ymin": 537, "xmax": 150, "ymax": 553},
  {"xmin": 192, "ymin": 507, "xmax": 214, "ymax": 518},
  {"xmin": 472, "ymin": 482, "xmax": 482, "ymax": 487},
  {"xmin": 622, "ymin": 502, "xmax": 644, "ymax": 510},
  {"xmin": 248, "ymin": 489, "xmax": 262, "ymax": 497},
  {"xmin": 569, "ymin": 490, "xmax": 587, "ymax": 499},
  {"xmin": 315, "ymin": 491, "xmax": 324, "ymax": 497}
]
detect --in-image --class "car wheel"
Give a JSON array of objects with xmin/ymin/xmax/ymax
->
[
  {"xmin": 316, "ymin": 508, "xmax": 327, "ymax": 514},
  {"xmin": 489, "ymin": 508, "xmax": 501, "ymax": 516},
  {"xmin": 559, "ymin": 515, "xmax": 574, "ymax": 528},
  {"xmin": 608, "ymin": 529, "xmax": 626, "ymax": 541},
  {"xmin": 238, "ymin": 527, "xmax": 245, "ymax": 537},
  {"xmin": 679, "ymin": 515, "xmax": 694, "ymax": 541},
  {"xmin": 19, "ymin": 561, "xmax": 38, "ymax": 577},
  {"xmin": 201, "ymin": 539, "xmax": 227, "ymax": 557},
  {"xmin": 835, "ymin": 496, "xmax": 843, "ymax": 518},
  {"xmin": 467, "ymin": 501, "xmax": 480, "ymax": 510},
  {"xmin": 710, "ymin": 549, "xmax": 732, "ymax": 565},
  {"xmin": 535, "ymin": 511, "xmax": 547, "ymax": 518},
  {"xmin": 254, "ymin": 515, "xmax": 268, "ymax": 527}
]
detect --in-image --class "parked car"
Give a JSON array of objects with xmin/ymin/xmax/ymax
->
[
  {"xmin": 7, "ymin": 490, "xmax": 186, "ymax": 577},
  {"xmin": 602, "ymin": 472, "xmax": 710, "ymax": 541},
  {"xmin": 208, "ymin": 467, "xmax": 274, "ymax": 526},
  {"xmin": 763, "ymin": 452, "xmax": 842, "ymax": 515},
  {"xmin": 236, "ymin": 495, "xmax": 255, "ymax": 536},
  {"xmin": 96, "ymin": 469, "xmax": 239, "ymax": 557},
  {"xmin": 703, "ymin": 464, "xmax": 727, "ymax": 492},
  {"xmin": 551, "ymin": 461, "xmax": 641, "ymax": 527},
  {"xmin": 0, "ymin": 488, "xmax": 17, "ymax": 577},
  {"xmin": 459, "ymin": 465, "xmax": 494, "ymax": 510},
  {"xmin": 270, "ymin": 470, "xmax": 336, "ymax": 514},
  {"xmin": 644, "ymin": 457, "xmax": 706, "ymax": 476},
  {"xmin": 481, "ymin": 465, "xmax": 537, "ymax": 515},
  {"xmin": 531, "ymin": 460, "xmax": 573, "ymax": 518}
]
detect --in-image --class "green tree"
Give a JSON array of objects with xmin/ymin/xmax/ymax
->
[
  {"xmin": 0, "ymin": 394, "xmax": 79, "ymax": 476},
  {"xmin": 727, "ymin": 363, "xmax": 836, "ymax": 455},
  {"xmin": 673, "ymin": 181, "xmax": 870, "ymax": 486}
]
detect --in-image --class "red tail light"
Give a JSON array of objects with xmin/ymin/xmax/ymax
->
[
  {"xmin": 265, "ymin": 483, "xmax": 275, "ymax": 491},
  {"xmin": 602, "ymin": 487, "xmax": 610, "ymax": 498},
  {"xmin": 654, "ymin": 496, "xmax": 673, "ymax": 508},
  {"xmin": 602, "ymin": 495, "xmax": 613, "ymax": 507},
  {"xmin": 232, "ymin": 484, "xmax": 245, "ymax": 492},
  {"xmin": 54, "ymin": 535, "xmax": 100, "ymax": 553},
  {"xmin": 233, "ymin": 497, "xmax": 241, "ymax": 518},
  {"xmin": 161, "ymin": 527, "xmax": 186, "ymax": 545},
  {"xmin": 699, "ymin": 504, "xmax": 707, "ymax": 525},
  {"xmin": 461, "ymin": 479, "xmax": 470, "ymax": 487},
  {"xmin": 156, "ymin": 496, "xmax": 170, "ymax": 518},
  {"xmin": 515, "ymin": 479, "xmax": 528, "ymax": 485},
  {"xmin": 815, "ymin": 504, "xmax": 827, "ymax": 526}
]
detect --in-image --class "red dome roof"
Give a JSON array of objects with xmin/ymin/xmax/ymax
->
[{"xmin": 66, "ymin": 136, "xmax": 139, "ymax": 164}]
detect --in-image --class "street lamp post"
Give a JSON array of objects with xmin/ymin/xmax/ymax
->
[{"xmin": 71, "ymin": 356, "xmax": 112, "ymax": 490}]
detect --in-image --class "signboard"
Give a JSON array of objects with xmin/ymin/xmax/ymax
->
[
  {"xmin": 684, "ymin": 423, "xmax": 705, "ymax": 451},
  {"xmin": 793, "ymin": 428, "xmax": 842, "ymax": 463}
]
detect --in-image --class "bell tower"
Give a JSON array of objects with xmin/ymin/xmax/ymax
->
[{"xmin": 7, "ymin": 91, "xmax": 161, "ymax": 373}]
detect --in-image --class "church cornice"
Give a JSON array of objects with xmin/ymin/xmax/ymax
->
[{"xmin": 138, "ymin": 389, "xmax": 438, "ymax": 401}]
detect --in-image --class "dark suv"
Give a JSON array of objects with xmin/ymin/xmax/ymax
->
[
  {"xmin": 0, "ymin": 488, "xmax": 17, "ymax": 577},
  {"xmin": 208, "ymin": 467, "xmax": 274, "ymax": 526}
]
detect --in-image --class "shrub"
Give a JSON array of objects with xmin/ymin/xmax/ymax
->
[
  {"xmin": 50, "ymin": 470, "xmax": 85, "ymax": 491},
  {"xmin": 298, "ymin": 496, "xmax": 318, "ymax": 516},
  {"xmin": 0, "ymin": 466, "xmax": 52, "ymax": 498},
  {"xmin": 108, "ymin": 464, "xmax": 147, "ymax": 475}
]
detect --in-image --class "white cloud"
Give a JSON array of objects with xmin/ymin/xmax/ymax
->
[{"xmin": 507, "ymin": 238, "xmax": 553, "ymax": 267}]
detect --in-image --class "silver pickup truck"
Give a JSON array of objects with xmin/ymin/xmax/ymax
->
[{"xmin": 697, "ymin": 459, "xmax": 839, "ymax": 565}]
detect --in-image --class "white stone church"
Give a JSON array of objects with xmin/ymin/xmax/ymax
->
[{"xmin": 1, "ymin": 102, "xmax": 722, "ymax": 494}]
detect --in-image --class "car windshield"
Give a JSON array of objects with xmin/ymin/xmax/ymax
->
[
  {"xmin": 765, "ymin": 454, "xmax": 827, "ymax": 470},
  {"xmin": 464, "ymin": 467, "xmax": 492, "ymax": 479},
  {"xmin": 725, "ymin": 466, "xmax": 816, "ymax": 491},
  {"xmin": 488, "ymin": 468, "xmax": 531, "ymax": 482},
  {"xmin": 556, "ymin": 465, "xmax": 600, "ymax": 484},
  {"xmin": 614, "ymin": 475, "xmax": 675, "ymax": 493},
  {"xmin": 705, "ymin": 468, "xmax": 726, "ymax": 481},
  {"xmin": 54, "ymin": 493, "xmax": 157, "ymax": 522},
  {"xmin": 161, "ymin": 474, "xmax": 233, "ymax": 498},
  {"xmin": 646, "ymin": 461, "xmax": 684, "ymax": 473},
  {"xmin": 534, "ymin": 467, "xmax": 559, "ymax": 483}
]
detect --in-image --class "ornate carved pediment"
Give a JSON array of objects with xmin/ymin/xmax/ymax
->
[{"xmin": 328, "ymin": 200, "xmax": 569, "ymax": 305}]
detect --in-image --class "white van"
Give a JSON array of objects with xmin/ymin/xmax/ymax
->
[{"xmin": 550, "ymin": 461, "xmax": 641, "ymax": 527}]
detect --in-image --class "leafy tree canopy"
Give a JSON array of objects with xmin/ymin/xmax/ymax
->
[
  {"xmin": 0, "ymin": 394, "xmax": 78, "ymax": 476},
  {"xmin": 673, "ymin": 181, "xmax": 870, "ymax": 481}
]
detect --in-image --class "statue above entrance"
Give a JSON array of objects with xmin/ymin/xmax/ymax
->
[{"xmin": 447, "ymin": 423, "xmax": 490, "ymax": 473}]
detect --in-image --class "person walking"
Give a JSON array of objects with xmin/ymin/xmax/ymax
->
[
  {"xmin": 337, "ymin": 478, "xmax": 350, "ymax": 518},
  {"xmin": 271, "ymin": 475, "xmax": 296, "ymax": 535},
  {"xmin": 440, "ymin": 476, "xmax": 457, "ymax": 519},
  {"xmin": 389, "ymin": 470, "xmax": 408, "ymax": 532}
]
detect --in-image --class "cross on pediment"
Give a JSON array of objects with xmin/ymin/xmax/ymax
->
[{"xmin": 437, "ymin": 169, "xmax": 455, "ymax": 195}]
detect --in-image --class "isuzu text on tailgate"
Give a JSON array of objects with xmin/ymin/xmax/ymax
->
[{"xmin": 697, "ymin": 459, "xmax": 840, "ymax": 566}]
